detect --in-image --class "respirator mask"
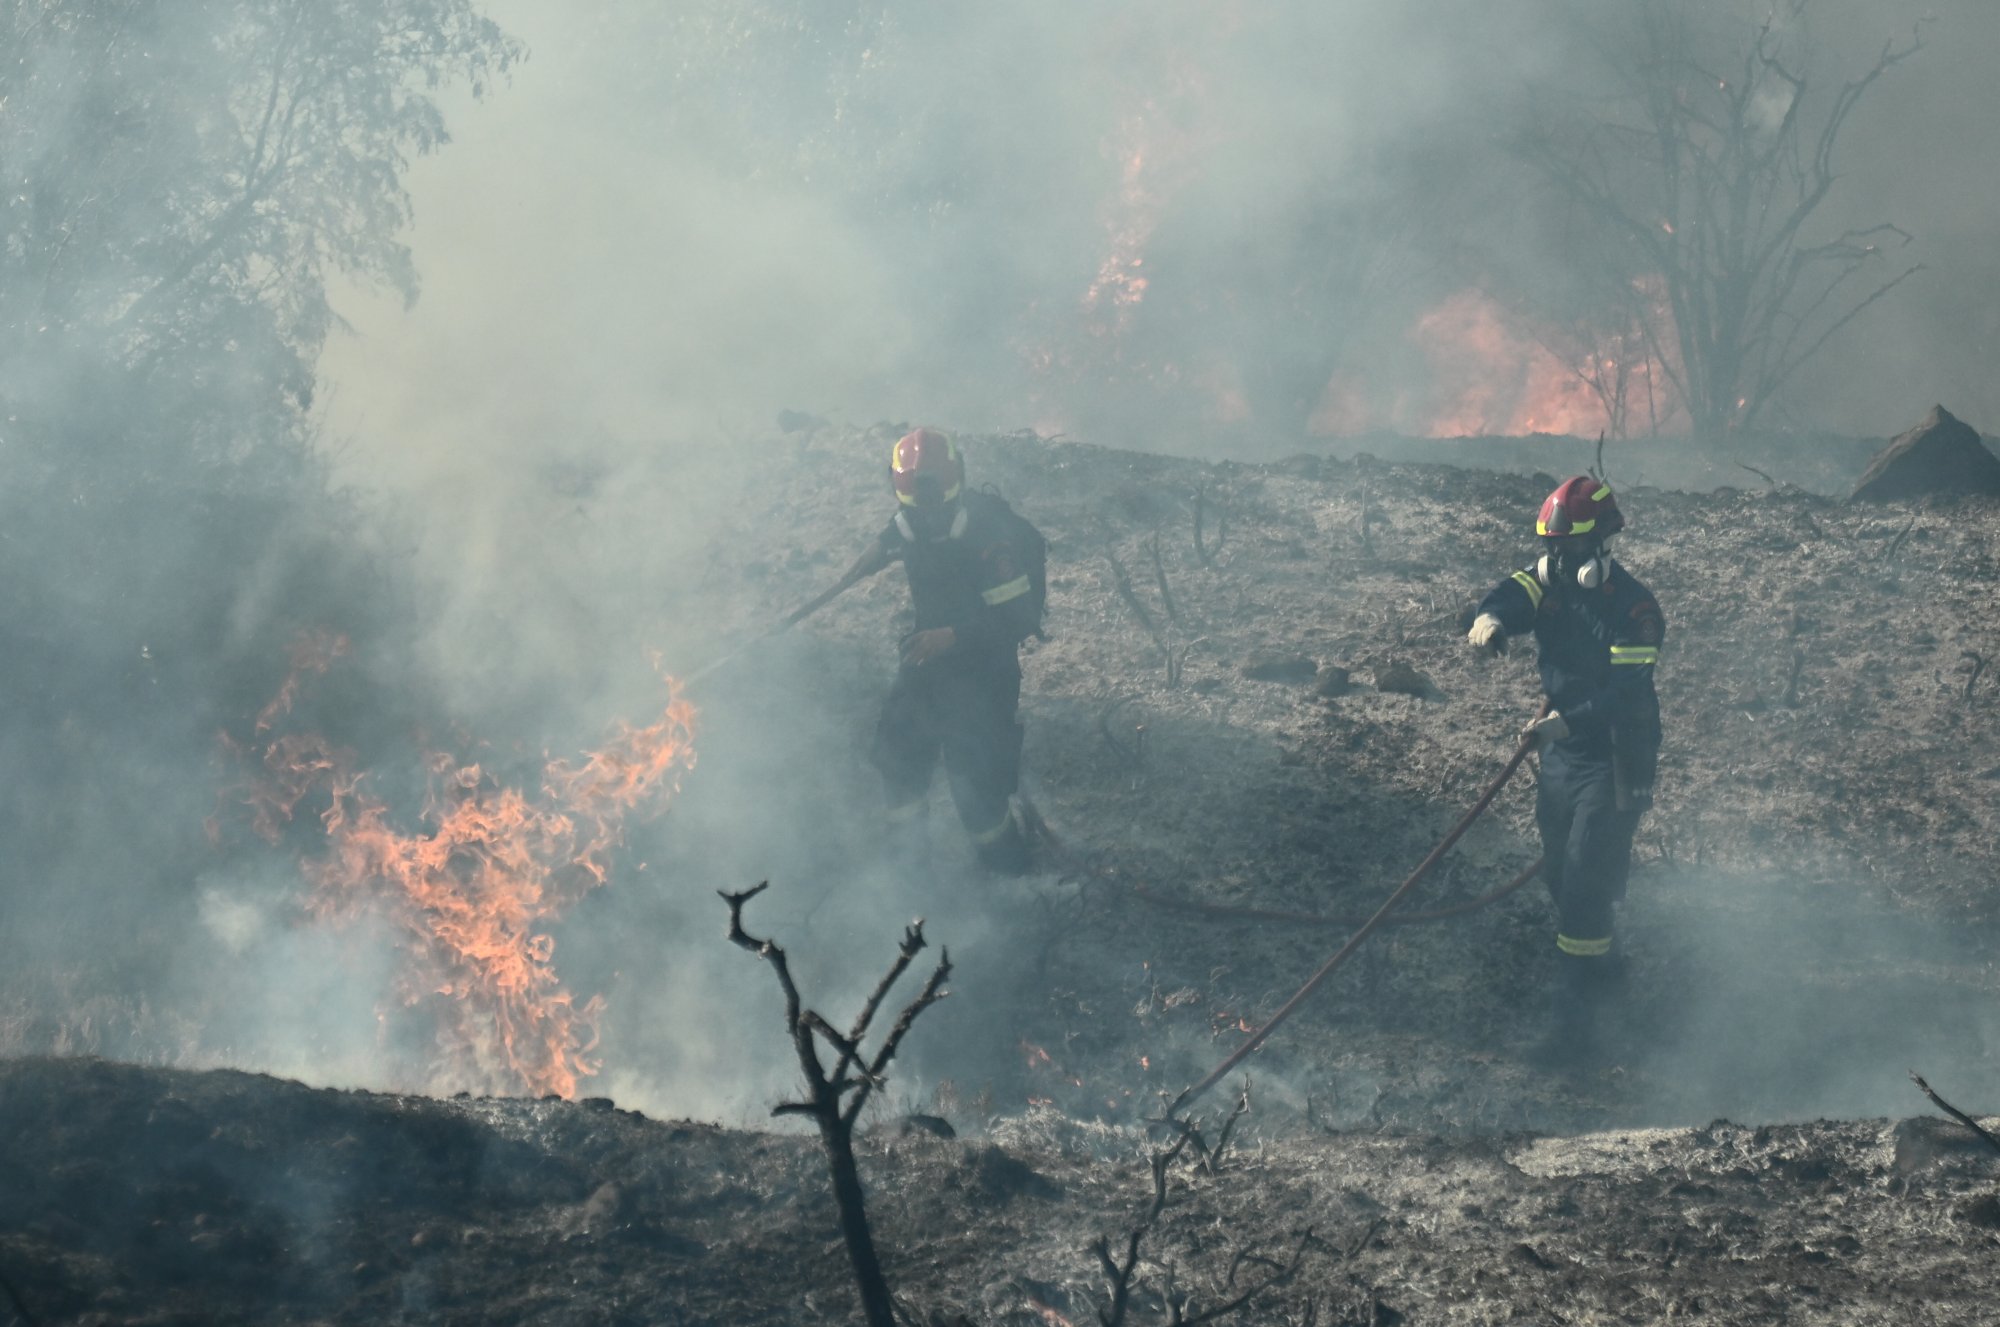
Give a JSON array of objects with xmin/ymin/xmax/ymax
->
[
  {"xmin": 1536, "ymin": 535, "xmax": 1611, "ymax": 590},
  {"xmin": 892, "ymin": 476, "xmax": 968, "ymax": 543}
]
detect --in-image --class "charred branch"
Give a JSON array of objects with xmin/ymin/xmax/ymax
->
[
  {"xmin": 1169, "ymin": 1226, "xmax": 1313, "ymax": 1325},
  {"xmin": 1104, "ymin": 545, "xmax": 1162, "ymax": 645},
  {"xmin": 1959, "ymin": 652, "xmax": 1987, "ymax": 704},
  {"xmin": 1909, "ymin": 1071, "xmax": 2000, "ymax": 1158},
  {"xmin": 1099, "ymin": 696, "xmax": 1146, "ymax": 771},
  {"xmin": 1092, "ymin": 1129, "xmax": 1194, "ymax": 1326},
  {"xmin": 1148, "ymin": 531, "xmax": 1183, "ymax": 627},
  {"xmin": 1884, "ymin": 513, "xmax": 1919, "ymax": 559},
  {"xmin": 721, "ymin": 882, "xmax": 952, "ymax": 1327}
]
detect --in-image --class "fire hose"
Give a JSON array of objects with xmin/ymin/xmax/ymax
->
[
  {"xmin": 1167, "ymin": 705, "xmax": 1547, "ymax": 1118},
  {"xmin": 681, "ymin": 543, "xmax": 891, "ymax": 688}
]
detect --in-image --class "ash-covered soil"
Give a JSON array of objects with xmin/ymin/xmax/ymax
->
[
  {"xmin": 11, "ymin": 425, "xmax": 2000, "ymax": 1322},
  {"xmin": 3, "ymin": 1056, "xmax": 1997, "ymax": 1326},
  {"xmin": 660, "ymin": 424, "xmax": 2000, "ymax": 1134}
]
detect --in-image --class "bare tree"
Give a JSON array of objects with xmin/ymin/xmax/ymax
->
[
  {"xmin": 721, "ymin": 882, "xmax": 951, "ymax": 1327},
  {"xmin": 1513, "ymin": 0, "xmax": 1922, "ymax": 437}
]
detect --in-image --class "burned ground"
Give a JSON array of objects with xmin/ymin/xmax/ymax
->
[
  {"xmin": 2, "ymin": 1055, "xmax": 1997, "ymax": 1325},
  {"xmin": 7, "ymin": 425, "xmax": 2000, "ymax": 1322}
]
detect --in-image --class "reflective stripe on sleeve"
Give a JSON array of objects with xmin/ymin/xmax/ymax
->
[
  {"xmin": 982, "ymin": 575, "xmax": 1032, "ymax": 606},
  {"xmin": 1556, "ymin": 934, "xmax": 1613, "ymax": 957},
  {"xmin": 1510, "ymin": 570, "xmax": 1544, "ymax": 610},
  {"xmin": 1609, "ymin": 645, "xmax": 1659, "ymax": 665}
]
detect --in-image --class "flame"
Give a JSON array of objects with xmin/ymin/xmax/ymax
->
[
  {"xmin": 1028, "ymin": 1300, "xmax": 1079, "ymax": 1327},
  {"xmin": 1315, "ymin": 286, "xmax": 1683, "ymax": 438},
  {"xmin": 223, "ymin": 639, "xmax": 697, "ymax": 1098},
  {"xmin": 256, "ymin": 629, "xmax": 350, "ymax": 734}
]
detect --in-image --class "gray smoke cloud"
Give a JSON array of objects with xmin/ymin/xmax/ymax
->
[{"xmin": 10, "ymin": 0, "xmax": 1999, "ymax": 1130}]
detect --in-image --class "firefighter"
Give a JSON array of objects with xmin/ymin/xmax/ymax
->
[
  {"xmin": 1467, "ymin": 476, "xmax": 1664, "ymax": 1063},
  {"xmin": 834, "ymin": 428, "xmax": 1047, "ymax": 875}
]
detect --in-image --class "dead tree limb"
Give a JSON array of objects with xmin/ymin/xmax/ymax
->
[
  {"xmin": 1170, "ymin": 1227, "xmax": 1313, "ymax": 1326},
  {"xmin": 722, "ymin": 882, "xmax": 952, "ymax": 1327},
  {"xmin": 1884, "ymin": 513, "xmax": 1918, "ymax": 558},
  {"xmin": 1204, "ymin": 1080, "xmax": 1251, "ymax": 1175},
  {"xmin": 1910, "ymin": 1071, "xmax": 2000, "ymax": 1158},
  {"xmin": 1093, "ymin": 1130, "xmax": 1194, "ymax": 1326},
  {"xmin": 1148, "ymin": 530, "xmax": 1183, "ymax": 627},
  {"xmin": 1104, "ymin": 547, "xmax": 1159, "ymax": 640}
]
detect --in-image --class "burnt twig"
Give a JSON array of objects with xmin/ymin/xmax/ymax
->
[
  {"xmin": 1104, "ymin": 546, "xmax": 1162, "ymax": 643},
  {"xmin": 1960, "ymin": 651, "xmax": 1987, "ymax": 703},
  {"xmin": 1093, "ymin": 1130, "xmax": 1195, "ymax": 1326},
  {"xmin": 1592, "ymin": 430, "xmax": 1607, "ymax": 481},
  {"xmin": 1910, "ymin": 1071, "xmax": 2000, "ymax": 1157},
  {"xmin": 1148, "ymin": 530, "xmax": 1182, "ymax": 626},
  {"xmin": 1099, "ymin": 696, "xmax": 1145, "ymax": 770},
  {"xmin": 1171, "ymin": 1227, "xmax": 1314, "ymax": 1325},
  {"xmin": 1193, "ymin": 486, "xmax": 1213, "ymax": 568},
  {"xmin": 1169, "ymin": 637, "xmax": 1206, "ymax": 690},
  {"xmin": 1884, "ymin": 513, "xmax": 1918, "ymax": 558},
  {"xmin": 721, "ymin": 883, "xmax": 952, "ymax": 1327},
  {"xmin": 1735, "ymin": 460, "xmax": 1776, "ymax": 487},
  {"xmin": 1201, "ymin": 1079, "xmax": 1252, "ymax": 1175}
]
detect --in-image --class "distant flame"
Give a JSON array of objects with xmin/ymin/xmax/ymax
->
[
  {"xmin": 223, "ymin": 639, "xmax": 696, "ymax": 1098},
  {"xmin": 1315, "ymin": 286, "xmax": 1682, "ymax": 438}
]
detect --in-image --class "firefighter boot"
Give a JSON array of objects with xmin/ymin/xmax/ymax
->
[
  {"xmin": 970, "ymin": 799, "xmax": 1032, "ymax": 876},
  {"xmin": 1530, "ymin": 952, "xmax": 1611, "ymax": 1069}
]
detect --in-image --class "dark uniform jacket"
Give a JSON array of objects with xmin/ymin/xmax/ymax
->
[
  {"xmin": 1476, "ymin": 561, "xmax": 1664, "ymax": 789},
  {"xmin": 880, "ymin": 491, "xmax": 1046, "ymax": 671}
]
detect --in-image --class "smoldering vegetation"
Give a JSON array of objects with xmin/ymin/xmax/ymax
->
[{"xmin": 3, "ymin": 1, "xmax": 2000, "ymax": 1321}]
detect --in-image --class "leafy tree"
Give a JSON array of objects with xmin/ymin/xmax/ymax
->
[{"xmin": 0, "ymin": 0, "xmax": 518, "ymax": 1001}]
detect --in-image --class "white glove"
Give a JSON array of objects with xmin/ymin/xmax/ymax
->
[
  {"xmin": 1467, "ymin": 613, "xmax": 1505, "ymax": 653},
  {"xmin": 1522, "ymin": 711, "xmax": 1569, "ymax": 750}
]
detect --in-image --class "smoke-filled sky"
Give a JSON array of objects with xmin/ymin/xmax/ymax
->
[
  {"xmin": 320, "ymin": 0, "xmax": 2000, "ymax": 479},
  {"xmin": 305, "ymin": 0, "xmax": 2000, "ymax": 1122},
  {"xmin": 10, "ymin": 0, "xmax": 1999, "ymax": 1129}
]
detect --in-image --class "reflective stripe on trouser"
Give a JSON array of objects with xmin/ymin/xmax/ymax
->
[
  {"xmin": 870, "ymin": 658, "xmax": 1023, "ymax": 854},
  {"xmin": 1535, "ymin": 742, "xmax": 1643, "ymax": 952}
]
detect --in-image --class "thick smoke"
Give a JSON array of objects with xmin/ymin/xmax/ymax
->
[{"xmin": 7, "ymin": 0, "xmax": 1998, "ymax": 1129}]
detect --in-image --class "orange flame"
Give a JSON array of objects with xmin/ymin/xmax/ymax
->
[
  {"xmin": 1314, "ymin": 286, "xmax": 1683, "ymax": 439},
  {"xmin": 1029, "ymin": 1300, "xmax": 1078, "ymax": 1327},
  {"xmin": 225, "ymin": 639, "xmax": 697, "ymax": 1098}
]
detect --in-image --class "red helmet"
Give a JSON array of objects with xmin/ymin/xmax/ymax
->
[
  {"xmin": 1536, "ymin": 476, "xmax": 1624, "ymax": 540},
  {"xmin": 889, "ymin": 428, "xmax": 964, "ymax": 508}
]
